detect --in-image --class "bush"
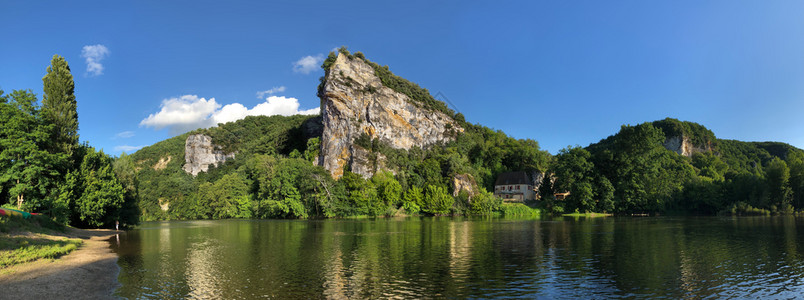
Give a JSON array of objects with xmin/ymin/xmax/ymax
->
[
  {"xmin": 500, "ymin": 203, "xmax": 540, "ymax": 217},
  {"xmin": 721, "ymin": 202, "xmax": 771, "ymax": 216},
  {"xmin": 469, "ymin": 191, "xmax": 501, "ymax": 215}
]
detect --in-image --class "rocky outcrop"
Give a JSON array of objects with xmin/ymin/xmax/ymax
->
[
  {"xmin": 319, "ymin": 53, "xmax": 462, "ymax": 178},
  {"xmin": 182, "ymin": 134, "xmax": 235, "ymax": 176},
  {"xmin": 663, "ymin": 136, "xmax": 711, "ymax": 157},
  {"xmin": 452, "ymin": 174, "xmax": 478, "ymax": 198},
  {"xmin": 152, "ymin": 156, "xmax": 171, "ymax": 171}
]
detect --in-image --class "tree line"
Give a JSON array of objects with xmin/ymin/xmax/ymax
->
[
  {"xmin": 540, "ymin": 119, "xmax": 804, "ymax": 216},
  {"xmin": 0, "ymin": 55, "xmax": 137, "ymax": 228}
]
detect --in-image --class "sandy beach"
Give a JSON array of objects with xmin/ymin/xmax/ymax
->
[{"xmin": 0, "ymin": 228, "xmax": 121, "ymax": 299}]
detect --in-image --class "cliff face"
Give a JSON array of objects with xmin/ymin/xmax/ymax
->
[
  {"xmin": 182, "ymin": 134, "xmax": 235, "ymax": 176},
  {"xmin": 663, "ymin": 136, "xmax": 711, "ymax": 157},
  {"xmin": 319, "ymin": 53, "xmax": 462, "ymax": 178}
]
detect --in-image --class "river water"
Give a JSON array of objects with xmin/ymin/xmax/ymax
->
[{"xmin": 111, "ymin": 217, "xmax": 804, "ymax": 299}]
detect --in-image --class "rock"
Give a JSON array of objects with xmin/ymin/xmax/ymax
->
[
  {"xmin": 663, "ymin": 135, "xmax": 711, "ymax": 157},
  {"xmin": 182, "ymin": 134, "xmax": 235, "ymax": 176},
  {"xmin": 452, "ymin": 174, "xmax": 478, "ymax": 198},
  {"xmin": 319, "ymin": 52, "xmax": 462, "ymax": 178},
  {"xmin": 152, "ymin": 156, "xmax": 171, "ymax": 171}
]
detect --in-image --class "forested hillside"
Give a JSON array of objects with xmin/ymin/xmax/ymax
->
[
  {"xmin": 129, "ymin": 49, "xmax": 550, "ymax": 221},
  {"xmin": 5, "ymin": 51, "xmax": 804, "ymax": 228},
  {"xmin": 129, "ymin": 113, "xmax": 551, "ymax": 220},
  {"xmin": 543, "ymin": 118, "xmax": 804, "ymax": 215}
]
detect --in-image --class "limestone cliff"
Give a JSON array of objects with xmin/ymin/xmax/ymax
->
[
  {"xmin": 663, "ymin": 135, "xmax": 712, "ymax": 157},
  {"xmin": 319, "ymin": 52, "xmax": 463, "ymax": 178},
  {"xmin": 182, "ymin": 134, "xmax": 235, "ymax": 176},
  {"xmin": 452, "ymin": 174, "xmax": 478, "ymax": 199}
]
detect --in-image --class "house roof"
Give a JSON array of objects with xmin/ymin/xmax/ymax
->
[{"xmin": 494, "ymin": 171, "xmax": 531, "ymax": 186}]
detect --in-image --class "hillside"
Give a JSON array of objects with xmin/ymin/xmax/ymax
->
[
  {"xmin": 129, "ymin": 49, "xmax": 804, "ymax": 220},
  {"xmin": 544, "ymin": 117, "xmax": 804, "ymax": 215},
  {"xmin": 129, "ymin": 48, "xmax": 549, "ymax": 221}
]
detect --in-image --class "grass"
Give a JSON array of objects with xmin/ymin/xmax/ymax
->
[
  {"xmin": 500, "ymin": 203, "xmax": 541, "ymax": 217},
  {"xmin": 562, "ymin": 212, "xmax": 613, "ymax": 218},
  {"xmin": 0, "ymin": 214, "xmax": 80, "ymax": 268},
  {"xmin": 0, "ymin": 213, "xmax": 65, "ymax": 234},
  {"xmin": 0, "ymin": 236, "xmax": 83, "ymax": 268}
]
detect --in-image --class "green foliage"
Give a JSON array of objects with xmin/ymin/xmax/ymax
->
[
  {"xmin": 0, "ymin": 90, "xmax": 61, "ymax": 213},
  {"xmin": 469, "ymin": 191, "xmax": 501, "ymax": 215},
  {"xmin": 304, "ymin": 137, "xmax": 321, "ymax": 163},
  {"xmin": 580, "ymin": 117, "xmax": 804, "ymax": 215},
  {"xmin": 41, "ymin": 55, "xmax": 78, "ymax": 157},
  {"xmin": 589, "ymin": 123, "xmax": 694, "ymax": 213},
  {"xmin": 721, "ymin": 201, "xmax": 771, "ymax": 216},
  {"xmin": 499, "ymin": 203, "xmax": 540, "ymax": 217},
  {"xmin": 422, "ymin": 185, "xmax": 453, "ymax": 215},
  {"xmin": 112, "ymin": 154, "xmax": 141, "ymax": 227},
  {"xmin": 552, "ymin": 147, "xmax": 597, "ymax": 212},
  {"xmin": 197, "ymin": 173, "xmax": 251, "ymax": 219},
  {"xmin": 372, "ymin": 171, "xmax": 402, "ymax": 210},
  {"xmin": 0, "ymin": 236, "xmax": 82, "ymax": 268},
  {"xmin": 651, "ymin": 118, "xmax": 716, "ymax": 148},
  {"xmin": 766, "ymin": 157, "xmax": 793, "ymax": 209},
  {"xmin": 0, "ymin": 213, "xmax": 65, "ymax": 233},
  {"xmin": 73, "ymin": 147, "xmax": 126, "ymax": 228},
  {"xmin": 402, "ymin": 186, "xmax": 423, "ymax": 214}
]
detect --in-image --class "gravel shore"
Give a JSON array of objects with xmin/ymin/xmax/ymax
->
[{"xmin": 0, "ymin": 228, "xmax": 121, "ymax": 299}]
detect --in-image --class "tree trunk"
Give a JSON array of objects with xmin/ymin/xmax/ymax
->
[{"xmin": 16, "ymin": 179, "xmax": 23, "ymax": 209}]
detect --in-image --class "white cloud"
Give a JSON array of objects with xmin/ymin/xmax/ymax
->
[
  {"xmin": 256, "ymin": 86, "xmax": 286, "ymax": 99},
  {"xmin": 81, "ymin": 44, "xmax": 110, "ymax": 76},
  {"xmin": 139, "ymin": 95, "xmax": 220, "ymax": 134},
  {"xmin": 114, "ymin": 145, "xmax": 146, "ymax": 153},
  {"xmin": 114, "ymin": 131, "xmax": 135, "ymax": 139},
  {"xmin": 140, "ymin": 94, "xmax": 319, "ymax": 135},
  {"xmin": 293, "ymin": 54, "xmax": 324, "ymax": 74}
]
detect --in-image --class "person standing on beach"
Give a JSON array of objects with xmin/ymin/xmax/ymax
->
[{"xmin": 116, "ymin": 220, "xmax": 119, "ymax": 231}]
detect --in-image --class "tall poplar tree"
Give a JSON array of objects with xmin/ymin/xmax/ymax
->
[{"xmin": 41, "ymin": 55, "xmax": 78, "ymax": 157}]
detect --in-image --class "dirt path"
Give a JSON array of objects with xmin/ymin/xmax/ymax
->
[{"xmin": 0, "ymin": 228, "xmax": 121, "ymax": 299}]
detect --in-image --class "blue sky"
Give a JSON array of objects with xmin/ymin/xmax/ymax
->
[{"xmin": 2, "ymin": 1, "xmax": 804, "ymax": 155}]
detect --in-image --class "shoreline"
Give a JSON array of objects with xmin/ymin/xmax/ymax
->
[{"xmin": 0, "ymin": 228, "xmax": 122, "ymax": 299}]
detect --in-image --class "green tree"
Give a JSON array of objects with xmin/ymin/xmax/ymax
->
[
  {"xmin": 41, "ymin": 55, "xmax": 78, "ymax": 157},
  {"xmin": 594, "ymin": 175, "xmax": 615, "ymax": 213},
  {"xmin": 304, "ymin": 137, "xmax": 321, "ymax": 163},
  {"xmin": 197, "ymin": 173, "xmax": 251, "ymax": 219},
  {"xmin": 246, "ymin": 155, "xmax": 322, "ymax": 218},
  {"xmin": 112, "ymin": 153, "xmax": 141, "ymax": 226},
  {"xmin": 422, "ymin": 185, "xmax": 453, "ymax": 215},
  {"xmin": 73, "ymin": 147, "xmax": 126, "ymax": 227},
  {"xmin": 538, "ymin": 173, "xmax": 560, "ymax": 213},
  {"xmin": 402, "ymin": 186, "xmax": 423, "ymax": 214},
  {"xmin": 341, "ymin": 171, "xmax": 384, "ymax": 216},
  {"xmin": 766, "ymin": 157, "xmax": 793, "ymax": 212},
  {"xmin": 552, "ymin": 146, "xmax": 596, "ymax": 212},
  {"xmin": 469, "ymin": 190, "xmax": 501, "ymax": 215},
  {"xmin": 787, "ymin": 152, "xmax": 804, "ymax": 209},
  {"xmin": 0, "ymin": 90, "xmax": 59, "ymax": 212},
  {"xmin": 371, "ymin": 171, "xmax": 402, "ymax": 209}
]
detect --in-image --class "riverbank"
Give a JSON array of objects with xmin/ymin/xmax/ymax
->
[{"xmin": 0, "ymin": 227, "xmax": 121, "ymax": 299}]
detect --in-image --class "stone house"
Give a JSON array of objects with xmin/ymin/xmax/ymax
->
[{"xmin": 493, "ymin": 171, "xmax": 537, "ymax": 202}]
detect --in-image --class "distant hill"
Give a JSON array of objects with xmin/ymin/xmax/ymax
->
[
  {"xmin": 558, "ymin": 118, "xmax": 804, "ymax": 215},
  {"xmin": 129, "ymin": 49, "xmax": 804, "ymax": 220}
]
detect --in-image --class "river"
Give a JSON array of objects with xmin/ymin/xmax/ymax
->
[{"xmin": 111, "ymin": 216, "xmax": 804, "ymax": 299}]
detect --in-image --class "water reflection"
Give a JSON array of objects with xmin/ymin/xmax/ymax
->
[{"xmin": 112, "ymin": 217, "xmax": 804, "ymax": 299}]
